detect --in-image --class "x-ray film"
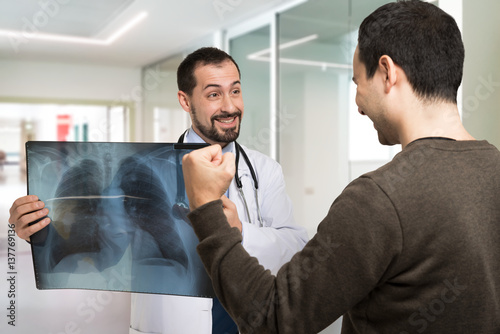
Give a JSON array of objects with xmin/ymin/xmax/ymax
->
[{"xmin": 26, "ymin": 141, "xmax": 214, "ymax": 298}]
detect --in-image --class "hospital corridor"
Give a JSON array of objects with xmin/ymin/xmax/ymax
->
[{"xmin": 1, "ymin": 0, "xmax": 499, "ymax": 333}]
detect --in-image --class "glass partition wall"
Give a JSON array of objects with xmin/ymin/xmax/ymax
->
[
  {"xmin": 228, "ymin": 0, "xmax": 394, "ymax": 240},
  {"xmin": 229, "ymin": 25, "xmax": 272, "ymax": 157},
  {"xmin": 278, "ymin": 1, "xmax": 353, "ymax": 239}
]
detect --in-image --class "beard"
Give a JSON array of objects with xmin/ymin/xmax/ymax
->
[{"xmin": 191, "ymin": 106, "xmax": 242, "ymax": 143}]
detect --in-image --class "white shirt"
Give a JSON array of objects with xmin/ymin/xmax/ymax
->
[{"xmin": 129, "ymin": 128, "xmax": 308, "ymax": 334}]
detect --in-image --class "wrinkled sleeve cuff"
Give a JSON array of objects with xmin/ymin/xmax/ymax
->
[{"xmin": 188, "ymin": 199, "xmax": 236, "ymax": 241}]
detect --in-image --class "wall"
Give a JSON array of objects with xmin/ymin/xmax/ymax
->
[
  {"xmin": 462, "ymin": 0, "xmax": 500, "ymax": 148},
  {"xmin": 0, "ymin": 59, "xmax": 142, "ymax": 140},
  {"xmin": 0, "ymin": 59, "xmax": 141, "ymax": 101},
  {"xmin": 280, "ymin": 68, "xmax": 349, "ymax": 239}
]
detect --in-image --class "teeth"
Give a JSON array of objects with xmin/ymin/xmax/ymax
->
[{"xmin": 218, "ymin": 117, "xmax": 235, "ymax": 124}]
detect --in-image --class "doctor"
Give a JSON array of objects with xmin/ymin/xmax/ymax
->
[
  {"xmin": 9, "ymin": 47, "xmax": 307, "ymax": 333},
  {"xmin": 129, "ymin": 47, "xmax": 308, "ymax": 333}
]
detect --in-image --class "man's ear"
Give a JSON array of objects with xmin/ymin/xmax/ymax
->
[
  {"xmin": 178, "ymin": 91, "xmax": 191, "ymax": 113},
  {"xmin": 379, "ymin": 55, "xmax": 398, "ymax": 94}
]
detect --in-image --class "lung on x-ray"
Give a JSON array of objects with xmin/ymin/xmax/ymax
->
[{"xmin": 26, "ymin": 141, "xmax": 214, "ymax": 298}]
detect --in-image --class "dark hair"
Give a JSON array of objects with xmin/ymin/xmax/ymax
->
[
  {"xmin": 358, "ymin": 0, "xmax": 464, "ymax": 103},
  {"xmin": 177, "ymin": 47, "xmax": 241, "ymax": 96}
]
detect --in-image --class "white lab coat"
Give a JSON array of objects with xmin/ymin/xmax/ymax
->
[{"xmin": 129, "ymin": 131, "xmax": 308, "ymax": 334}]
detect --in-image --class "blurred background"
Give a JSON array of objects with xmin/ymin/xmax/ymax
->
[{"xmin": 0, "ymin": 0, "xmax": 499, "ymax": 333}]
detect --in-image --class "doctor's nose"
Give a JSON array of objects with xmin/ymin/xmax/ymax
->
[{"xmin": 221, "ymin": 95, "xmax": 239, "ymax": 113}]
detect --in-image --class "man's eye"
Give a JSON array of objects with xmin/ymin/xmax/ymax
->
[
  {"xmin": 232, "ymin": 89, "xmax": 240, "ymax": 94},
  {"xmin": 208, "ymin": 93, "xmax": 218, "ymax": 98}
]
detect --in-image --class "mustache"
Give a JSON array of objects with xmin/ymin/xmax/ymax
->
[{"xmin": 211, "ymin": 111, "xmax": 242, "ymax": 121}]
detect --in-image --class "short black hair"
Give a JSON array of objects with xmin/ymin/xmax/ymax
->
[
  {"xmin": 177, "ymin": 47, "xmax": 241, "ymax": 96},
  {"xmin": 358, "ymin": 0, "xmax": 464, "ymax": 103}
]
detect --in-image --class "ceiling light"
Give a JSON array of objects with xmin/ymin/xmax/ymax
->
[
  {"xmin": 248, "ymin": 34, "xmax": 318, "ymax": 59},
  {"xmin": 0, "ymin": 11, "xmax": 148, "ymax": 46},
  {"xmin": 247, "ymin": 34, "xmax": 352, "ymax": 70},
  {"xmin": 250, "ymin": 56, "xmax": 352, "ymax": 70},
  {"xmin": 0, "ymin": 29, "xmax": 107, "ymax": 45},
  {"xmin": 106, "ymin": 11, "xmax": 148, "ymax": 44}
]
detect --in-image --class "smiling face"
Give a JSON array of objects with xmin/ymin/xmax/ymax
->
[
  {"xmin": 352, "ymin": 46, "xmax": 398, "ymax": 146},
  {"xmin": 178, "ymin": 59, "xmax": 244, "ymax": 146}
]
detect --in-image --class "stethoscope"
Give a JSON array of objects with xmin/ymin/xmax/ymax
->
[{"xmin": 177, "ymin": 131, "xmax": 263, "ymax": 226}]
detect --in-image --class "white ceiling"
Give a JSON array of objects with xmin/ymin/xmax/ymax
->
[{"xmin": 0, "ymin": 0, "xmax": 295, "ymax": 68}]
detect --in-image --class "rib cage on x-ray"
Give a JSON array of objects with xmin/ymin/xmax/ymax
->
[{"xmin": 26, "ymin": 141, "xmax": 214, "ymax": 298}]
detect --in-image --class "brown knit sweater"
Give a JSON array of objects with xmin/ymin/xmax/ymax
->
[{"xmin": 188, "ymin": 139, "xmax": 500, "ymax": 334}]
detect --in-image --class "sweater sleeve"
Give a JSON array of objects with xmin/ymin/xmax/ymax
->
[{"xmin": 188, "ymin": 177, "xmax": 403, "ymax": 334}]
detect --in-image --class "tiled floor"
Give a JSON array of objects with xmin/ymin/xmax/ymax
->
[{"xmin": 0, "ymin": 165, "xmax": 131, "ymax": 334}]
